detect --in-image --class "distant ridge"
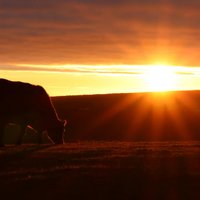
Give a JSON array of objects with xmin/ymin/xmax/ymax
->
[
  {"xmin": 52, "ymin": 90, "xmax": 200, "ymax": 141},
  {"xmin": 52, "ymin": 89, "xmax": 200, "ymax": 98}
]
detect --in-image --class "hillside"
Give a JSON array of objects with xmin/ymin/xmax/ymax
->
[{"xmin": 52, "ymin": 90, "xmax": 200, "ymax": 141}]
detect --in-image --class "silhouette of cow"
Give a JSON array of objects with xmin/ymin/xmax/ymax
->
[{"xmin": 0, "ymin": 79, "xmax": 67, "ymax": 146}]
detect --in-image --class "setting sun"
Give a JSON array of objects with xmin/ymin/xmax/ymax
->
[{"xmin": 143, "ymin": 65, "xmax": 177, "ymax": 92}]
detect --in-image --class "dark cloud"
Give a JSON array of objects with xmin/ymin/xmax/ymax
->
[{"xmin": 0, "ymin": 0, "xmax": 199, "ymax": 66}]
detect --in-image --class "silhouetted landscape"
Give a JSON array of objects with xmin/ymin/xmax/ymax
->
[
  {"xmin": 2, "ymin": 90, "xmax": 200, "ymax": 143},
  {"xmin": 1, "ymin": 0, "xmax": 200, "ymax": 199},
  {"xmin": 1, "ymin": 90, "xmax": 200, "ymax": 200},
  {"xmin": 52, "ymin": 90, "xmax": 200, "ymax": 142}
]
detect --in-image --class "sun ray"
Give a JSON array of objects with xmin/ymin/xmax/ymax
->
[
  {"xmin": 126, "ymin": 91, "xmax": 196, "ymax": 141},
  {"xmin": 162, "ymin": 92, "xmax": 191, "ymax": 140},
  {"xmin": 126, "ymin": 93, "xmax": 153, "ymax": 140},
  {"xmin": 148, "ymin": 93, "xmax": 168, "ymax": 140},
  {"xmin": 82, "ymin": 93, "xmax": 144, "ymax": 138}
]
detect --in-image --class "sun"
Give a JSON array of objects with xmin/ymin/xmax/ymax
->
[{"xmin": 143, "ymin": 65, "xmax": 177, "ymax": 92}]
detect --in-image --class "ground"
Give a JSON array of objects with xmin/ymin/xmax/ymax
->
[{"xmin": 0, "ymin": 141, "xmax": 200, "ymax": 200}]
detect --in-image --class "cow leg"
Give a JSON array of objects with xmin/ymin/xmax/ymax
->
[
  {"xmin": 37, "ymin": 130, "xmax": 43, "ymax": 144},
  {"xmin": 16, "ymin": 124, "xmax": 26, "ymax": 145},
  {"xmin": 31, "ymin": 122, "xmax": 44, "ymax": 144}
]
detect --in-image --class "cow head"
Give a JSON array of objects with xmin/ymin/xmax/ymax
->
[{"xmin": 48, "ymin": 120, "xmax": 67, "ymax": 144}]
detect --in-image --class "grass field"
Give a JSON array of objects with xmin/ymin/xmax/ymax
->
[
  {"xmin": 1, "ymin": 141, "xmax": 200, "ymax": 200},
  {"xmin": 1, "ymin": 91, "xmax": 200, "ymax": 199}
]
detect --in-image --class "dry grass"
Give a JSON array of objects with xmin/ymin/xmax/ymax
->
[{"xmin": 1, "ymin": 141, "xmax": 200, "ymax": 200}]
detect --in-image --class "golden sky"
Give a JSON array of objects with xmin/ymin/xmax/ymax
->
[{"xmin": 0, "ymin": 0, "xmax": 200, "ymax": 96}]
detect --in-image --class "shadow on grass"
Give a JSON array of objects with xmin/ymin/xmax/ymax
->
[
  {"xmin": 0, "ymin": 142, "xmax": 200, "ymax": 200},
  {"xmin": 0, "ymin": 145, "xmax": 52, "ymax": 165}
]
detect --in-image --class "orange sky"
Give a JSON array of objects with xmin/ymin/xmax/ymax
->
[
  {"xmin": 1, "ymin": 65, "xmax": 200, "ymax": 96},
  {"xmin": 0, "ymin": 0, "xmax": 200, "ymax": 96}
]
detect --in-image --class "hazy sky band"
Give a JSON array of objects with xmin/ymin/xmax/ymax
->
[
  {"xmin": 0, "ymin": 0, "xmax": 200, "ymax": 67},
  {"xmin": 0, "ymin": 64, "xmax": 199, "ymax": 76}
]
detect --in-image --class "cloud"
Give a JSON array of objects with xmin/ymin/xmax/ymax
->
[
  {"xmin": 0, "ymin": 63, "xmax": 145, "ymax": 75},
  {"xmin": 1, "ymin": 63, "xmax": 200, "ymax": 78},
  {"xmin": 0, "ymin": 0, "xmax": 199, "ymax": 66}
]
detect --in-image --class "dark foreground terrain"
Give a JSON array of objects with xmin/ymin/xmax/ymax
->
[
  {"xmin": 1, "ymin": 91, "xmax": 200, "ymax": 199},
  {"xmin": 1, "ymin": 141, "xmax": 200, "ymax": 200}
]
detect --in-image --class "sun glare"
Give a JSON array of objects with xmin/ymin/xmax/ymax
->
[{"xmin": 143, "ymin": 65, "xmax": 177, "ymax": 92}]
